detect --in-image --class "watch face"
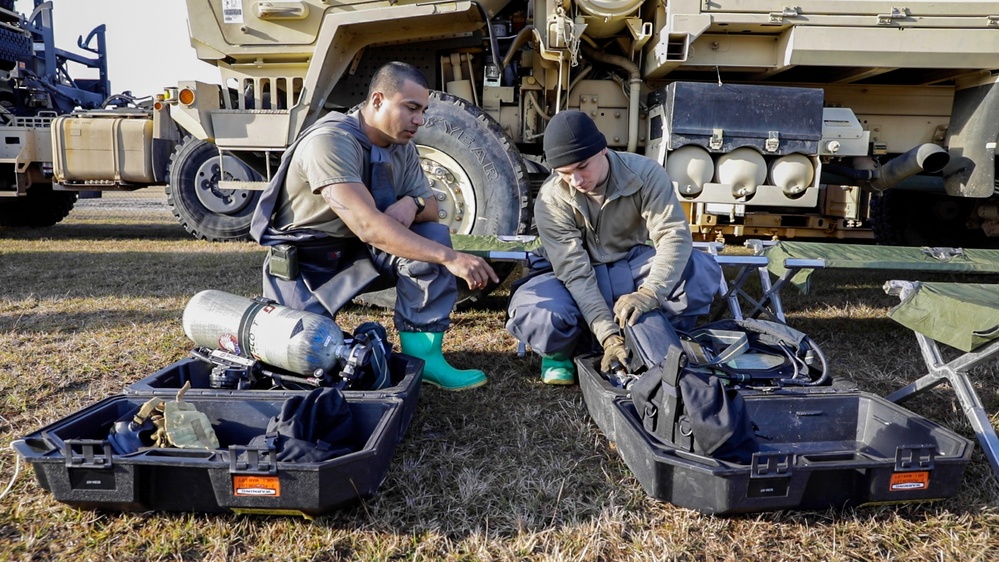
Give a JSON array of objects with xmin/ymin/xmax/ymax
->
[{"xmin": 414, "ymin": 196, "xmax": 426, "ymax": 211}]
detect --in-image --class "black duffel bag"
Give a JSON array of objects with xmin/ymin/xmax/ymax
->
[
  {"xmin": 246, "ymin": 387, "xmax": 357, "ymax": 463},
  {"xmin": 630, "ymin": 339, "xmax": 760, "ymax": 463},
  {"xmin": 624, "ymin": 311, "xmax": 759, "ymax": 463},
  {"xmin": 625, "ymin": 312, "xmax": 830, "ymax": 463}
]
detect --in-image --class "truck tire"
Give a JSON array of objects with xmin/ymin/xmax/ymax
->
[
  {"xmin": 0, "ymin": 186, "xmax": 76, "ymax": 227},
  {"xmin": 166, "ymin": 137, "xmax": 261, "ymax": 242},
  {"xmin": 416, "ymin": 90, "xmax": 531, "ymax": 237},
  {"xmin": 871, "ymin": 190, "xmax": 983, "ymax": 247},
  {"xmin": 357, "ymin": 90, "xmax": 531, "ymax": 308}
]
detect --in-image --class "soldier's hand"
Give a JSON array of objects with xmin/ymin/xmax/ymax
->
[
  {"xmin": 613, "ymin": 287, "xmax": 660, "ymax": 328},
  {"xmin": 444, "ymin": 252, "xmax": 499, "ymax": 291},
  {"xmin": 600, "ymin": 334, "xmax": 630, "ymax": 373}
]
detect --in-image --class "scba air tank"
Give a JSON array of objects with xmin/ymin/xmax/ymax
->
[{"xmin": 182, "ymin": 290, "xmax": 345, "ymax": 376}]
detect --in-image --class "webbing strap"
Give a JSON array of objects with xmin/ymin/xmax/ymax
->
[{"xmin": 661, "ymin": 346, "xmax": 685, "ymax": 444}]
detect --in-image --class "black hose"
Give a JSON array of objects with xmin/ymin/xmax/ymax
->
[{"xmin": 469, "ymin": 0, "xmax": 502, "ymax": 70}]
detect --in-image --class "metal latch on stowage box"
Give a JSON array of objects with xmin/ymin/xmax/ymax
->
[
  {"xmin": 710, "ymin": 128, "xmax": 723, "ymax": 150},
  {"xmin": 747, "ymin": 451, "xmax": 793, "ymax": 498},
  {"xmin": 765, "ymin": 131, "xmax": 780, "ymax": 153},
  {"xmin": 64, "ymin": 439, "xmax": 113, "ymax": 469}
]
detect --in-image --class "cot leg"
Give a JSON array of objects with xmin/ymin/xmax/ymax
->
[
  {"xmin": 886, "ymin": 373, "xmax": 947, "ymax": 403},
  {"xmin": 713, "ymin": 266, "xmax": 749, "ymax": 321},
  {"xmin": 756, "ymin": 265, "xmax": 786, "ymax": 322},
  {"xmin": 888, "ymin": 332, "xmax": 999, "ymax": 481},
  {"xmin": 949, "ymin": 371, "xmax": 999, "ymax": 481}
]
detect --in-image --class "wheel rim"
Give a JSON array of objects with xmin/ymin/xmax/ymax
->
[
  {"xmin": 417, "ymin": 145, "xmax": 478, "ymax": 235},
  {"xmin": 194, "ymin": 154, "xmax": 255, "ymax": 215}
]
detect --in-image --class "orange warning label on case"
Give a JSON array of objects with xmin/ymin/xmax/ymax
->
[
  {"xmin": 233, "ymin": 475, "xmax": 281, "ymax": 497},
  {"xmin": 889, "ymin": 471, "xmax": 930, "ymax": 491}
]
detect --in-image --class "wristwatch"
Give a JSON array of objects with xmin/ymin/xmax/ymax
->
[{"xmin": 412, "ymin": 195, "xmax": 426, "ymax": 214}]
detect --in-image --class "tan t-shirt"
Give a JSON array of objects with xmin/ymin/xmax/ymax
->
[{"xmin": 271, "ymin": 126, "xmax": 432, "ymax": 238}]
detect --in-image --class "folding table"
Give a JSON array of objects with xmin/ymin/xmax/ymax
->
[{"xmin": 451, "ymin": 234, "xmax": 771, "ymax": 321}]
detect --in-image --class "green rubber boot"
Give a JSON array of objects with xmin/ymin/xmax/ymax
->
[
  {"xmin": 541, "ymin": 354, "xmax": 575, "ymax": 385},
  {"xmin": 399, "ymin": 332, "xmax": 487, "ymax": 391}
]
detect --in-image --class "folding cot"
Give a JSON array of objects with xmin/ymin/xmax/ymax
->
[
  {"xmin": 744, "ymin": 240, "xmax": 999, "ymax": 322},
  {"xmin": 884, "ymin": 280, "xmax": 999, "ymax": 481}
]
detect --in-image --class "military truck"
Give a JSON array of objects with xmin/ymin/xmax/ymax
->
[
  {"xmin": 48, "ymin": 1, "xmax": 999, "ymax": 248},
  {"xmin": 0, "ymin": 0, "xmax": 118, "ymax": 228}
]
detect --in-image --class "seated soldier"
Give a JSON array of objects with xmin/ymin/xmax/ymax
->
[
  {"xmin": 250, "ymin": 61, "xmax": 498, "ymax": 391},
  {"xmin": 506, "ymin": 110, "xmax": 720, "ymax": 384}
]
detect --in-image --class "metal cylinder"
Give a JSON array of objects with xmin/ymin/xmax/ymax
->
[
  {"xmin": 667, "ymin": 145, "xmax": 714, "ymax": 196},
  {"xmin": 182, "ymin": 290, "xmax": 345, "ymax": 376},
  {"xmin": 769, "ymin": 153, "xmax": 815, "ymax": 196},
  {"xmin": 575, "ymin": 0, "xmax": 644, "ymax": 37},
  {"xmin": 715, "ymin": 147, "xmax": 766, "ymax": 198}
]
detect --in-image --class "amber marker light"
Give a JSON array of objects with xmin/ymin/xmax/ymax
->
[{"xmin": 178, "ymin": 88, "xmax": 196, "ymax": 106}]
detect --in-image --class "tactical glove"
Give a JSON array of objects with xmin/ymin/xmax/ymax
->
[
  {"xmin": 613, "ymin": 287, "xmax": 660, "ymax": 328},
  {"xmin": 600, "ymin": 333, "xmax": 630, "ymax": 373}
]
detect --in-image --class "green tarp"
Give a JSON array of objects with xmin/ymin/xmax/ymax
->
[
  {"xmin": 888, "ymin": 282, "xmax": 999, "ymax": 352},
  {"xmin": 764, "ymin": 241, "xmax": 999, "ymax": 293}
]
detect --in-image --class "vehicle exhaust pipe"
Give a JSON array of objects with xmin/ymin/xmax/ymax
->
[{"xmin": 822, "ymin": 143, "xmax": 950, "ymax": 192}]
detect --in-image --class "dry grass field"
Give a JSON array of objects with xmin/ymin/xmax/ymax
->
[{"xmin": 1, "ymin": 191, "xmax": 998, "ymax": 561}]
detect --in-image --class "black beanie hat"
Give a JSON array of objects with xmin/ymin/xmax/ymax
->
[{"xmin": 544, "ymin": 110, "xmax": 607, "ymax": 169}]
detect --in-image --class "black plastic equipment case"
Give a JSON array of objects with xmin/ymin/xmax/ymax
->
[
  {"xmin": 126, "ymin": 352, "xmax": 423, "ymax": 439},
  {"xmin": 13, "ymin": 393, "xmax": 404, "ymax": 518},
  {"xmin": 611, "ymin": 392, "xmax": 972, "ymax": 515},
  {"xmin": 576, "ymin": 354, "xmax": 625, "ymax": 442}
]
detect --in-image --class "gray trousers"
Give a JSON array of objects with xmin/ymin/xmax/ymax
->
[
  {"xmin": 505, "ymin": 245, "xmax": 720, "ymax": 357},
  {"xmin": 262, "ymin": 221, "xmax": 456, "ymax": 332}
]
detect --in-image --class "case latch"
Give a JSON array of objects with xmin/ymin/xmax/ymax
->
[
  {"xmin": 63, "ymin": 439, "xmax": 113, "ymax": 469},
  {"xmin": 750, "ymin": 451, "xmax": 792, "ymax": 478},
  {"xmin": 895, "ymin": 444, "xmax": 936, "ymax": 471},
  {"xmin": 229, "ymin": 444, "xmax": 279, "ymax": 474},
  {"xmin": 769, "ymin": 7, "xmax": 800, "ymax": 23},
  {"xmin": 878, "ymin": 7, "xmax": 909, "ymax": 25}
]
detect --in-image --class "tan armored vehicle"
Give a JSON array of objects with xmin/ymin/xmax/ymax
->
[{"xmin": 47, "ymin": 1, "xmax": 999, "ymax": 248}]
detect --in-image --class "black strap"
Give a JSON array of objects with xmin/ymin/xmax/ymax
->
[
  {"xmin": 368, "ymin": 149, "xmax": 396, "ymax": 212},
  {"xmin": 660, "ymin": 345, "xmax": 685, "ymax": 444}
]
